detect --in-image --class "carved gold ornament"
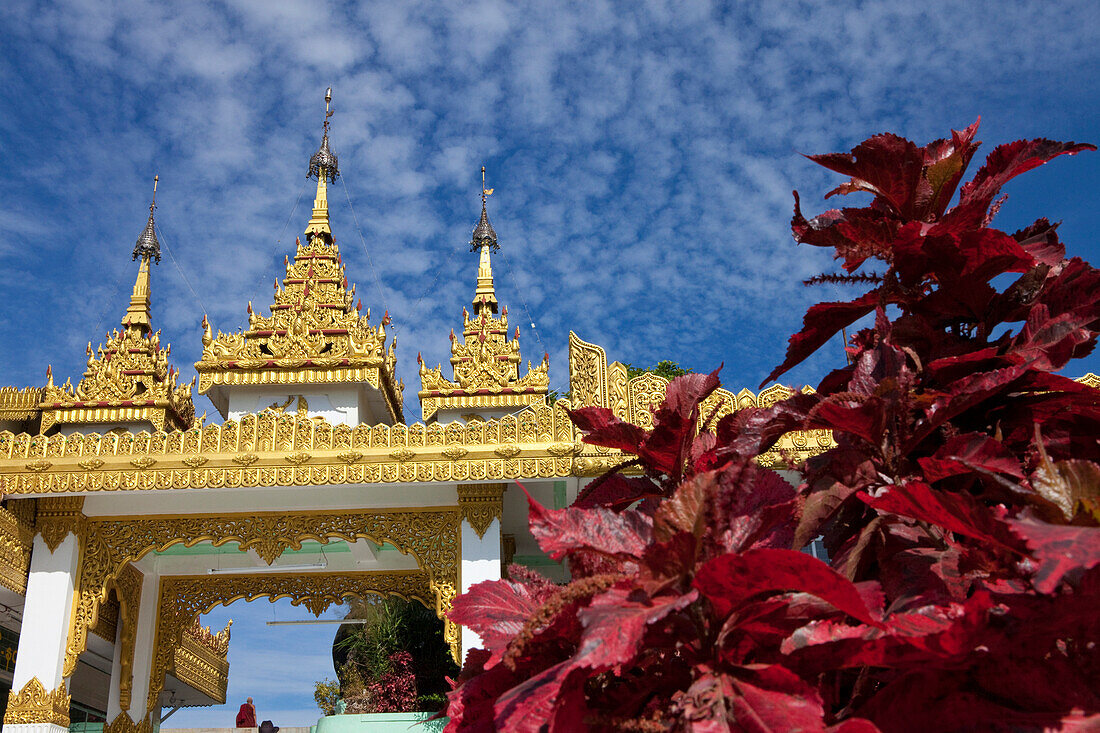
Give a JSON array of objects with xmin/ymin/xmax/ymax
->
[
  {"xmin": 195, "ymin": 230, "xmax": 403, "ymax": 423},
  {"xmin": 112, "ymin": 563, "xmax": 144, "ymax": 711},
  {"xmin": 79, "ymin": 458, "xmax": 106, "ymax": 470},
  {"xmin": 286, "ymin": 451, "xmax": 312, "ymax": 465},
  {"xmin": 457, "ymin": 483, "xmax": 505, "ymax": 539},
  {"xmin": 0, "ymin": 500, "xmax": 34, "ymax": 594},
  {"xmin": 418, "ymin": 233, "xmax": 548, "ymax": 421},
  {"xmin": 171, "ymin": 618, "xmax": 232, "ymax": 704},
  {"xmin": 494, "ymin": 444, "xmax": 521, "ymax": 459},
  {"xmin": 150, "ymin": 570, "xmax": 436, "ymax": 710},
  {"xmin": 104, "ymin": 711, "xmax": 154, "ymax": 733},
  {"xmin": 232, "ymin": 453, "xmax": 259, "ymax": 466},
  {"xmin": 441, "ymin": 446, "xmax": 469, "ymax": 460},
  {"xmin": 181, "ymin": 455, "xmax": 208, "ymax": 467},
  {"xmin": 336, "ymin": 450, "xmax": 363, "ymax": 463},
  {"xmin": 547, "ymin": 442, "xmax": 580, "ymax": 457},
  {"xmin": 389, "ymin": 447, "xmax": 416, "ymax": 462},
  {"xmin": 2, "ymin": 677, "xmax": 71, "ymax": 727},
  {"xmin": 129, "ymin": 457, "xmax": 157, "ymax": 469},
  {"xmin": 25, "ymin": 459, "xmax": 52, "ymax": 472},
  {"xmin": 64, "ymin": 507, "xmax": 461, "ymax": 692},
  {"xmin": 37, "ymin": 496, "xmax": 85, "ymax": 552}
]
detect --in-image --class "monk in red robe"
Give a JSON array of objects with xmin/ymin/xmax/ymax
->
[{"xmin": 236, "ymin": 697, "xmax": 256, "ymax": 727}]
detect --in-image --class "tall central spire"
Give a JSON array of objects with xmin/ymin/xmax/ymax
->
[
  {"xmin": 305, "ymin": 87, "xmax": 339, "ymax": 241},
  {"xmin": 471, "ymin": 166, "xmax": 499, "ymax": 317},
  {"xmin": 122, "ymin": 175, "xmax": 161, "ymax": 334}
]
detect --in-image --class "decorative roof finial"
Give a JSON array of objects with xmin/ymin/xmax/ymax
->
[
  {"xmin": 470, "ymin": 166, "xmax": 498, "ymax": 252},
  {"xmin": 308, "ymin": 87, "xmax": 339, "ymax": 183},
  {"xmin": 132, "ymin": 174, "xmax": 161, "ymax": 263}
]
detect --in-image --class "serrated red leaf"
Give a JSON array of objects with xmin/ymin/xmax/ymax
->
[
  {"xmin": 449, "ymin": 579, "xmax": 550, "ymax": 665},
  {"xmin": 1007, "ymin": 517, "xmax": 1100, "ymax": 593},
  {"xmin": 694, "ymin": 548, "xmax": 882, "ymax": 626},
  {"xmin": 764, "ymin": 292, "xmax": 879, "ymax": 386},
  {"xmin": 918, "ymin": 432, "xmax": 1023, "ymax": 483},
  {"xmin": 527, "ymin": 493, "xmax": 653, "ymax": 562}
]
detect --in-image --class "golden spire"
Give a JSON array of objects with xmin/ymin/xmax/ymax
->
[
  {"xmin": 305, "ymin": 87, "xmax": 338, "ymax": 241},
  {"xmin": 122, "ymin": 175, "xmax": 159, "ymax": 335},
  {"xmin": 471, "ymin": 167, "xmax": 498, "ymax": 316}
]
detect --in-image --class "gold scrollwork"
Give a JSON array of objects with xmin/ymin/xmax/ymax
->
[
  {"xmin": 25, "ymin": 459, "xmax": 52, "ymax": 472},
  {"xmin": 181, "ymin": 456, "xmax": 208, "ymax": 468},
  {"xmin": 336, "ymin": 450, "xmax": 363, "ymax": 464},
  {"xmin": 36, "ymin": 496, "xmax": 85, "ymax": 552},
  {"xmin": 104, "ymin": 711, "xmax": 154, "ymax": 733},
  {"xmin": 494, "ymin": 445, "xmax": 521, "ymax": 459},
  {"xmin": 150, "ymin": 570, "xmax": 437, "ymax": 710},
  {"xmin": 2, "ymin": 677, "xmax": 71, "ymax": 727},
  {"xmin": 285, "ymin": 451, "xmax": 312, "ymax": 465},
  {"xmin": 64, "ymin": 508, "xmax": 461, "ymax": 694},
  {"xmin": 79, "ymin": 458, "xmax": 106, "ymax": 470},
  {"xmin": 389, "ymin": 447, "xmax": 416, "ymax": 462},
  {"xmin": 457, "ymin": 483, "xmax": 505, "ymax": 539}
]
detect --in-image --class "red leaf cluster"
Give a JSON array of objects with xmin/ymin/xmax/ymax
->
[{"xmin": 443, "ymin": 122, "xmax": 1100, "ymax": 731}]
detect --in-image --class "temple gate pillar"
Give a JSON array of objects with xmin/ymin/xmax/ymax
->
[
  {"xmin": 104, "ymin": 565, "xmax": 157, "ymax": 730},
  {"xmin": 456, "ymin": 484, "xmax": 504, "ymax": 660},
  {"xmin": 3, "ymin": 499, "xmax": 84, "ymax": 733}
]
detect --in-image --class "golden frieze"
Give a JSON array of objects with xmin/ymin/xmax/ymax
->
[
  {"xmin": 494, "ymin": 444, "xmax": 521, "ymax": 459},
  {"xmin": 129, "ymin": 457, "xmax": 157, "ymax": 469},
  {"xmin": 336, "ymin": 450, "xmax": 363, "ymax": 463},
  {"xmin": 171, "ymin": 617, "xmax": 232, "ymax": 704},
  {"xmin": 25, "ymin": 459, "xmax": 52, "ymax": 472},
  {"xmin": 389, "ymin": 447, "xmax": 416, "ymax": 462},
  {"xmin": 286, "ymin": 451, "xmax": 312, "ymax": 465},
  {"xmin": 441, "ymin": 446, "xmax": 469, "ymax": 460},
  {"xmin": 0, "ymin": 386, "xmax": 43, "ymax": 421},
  {"xmin": 546, "ymin": 442, "xmax": 581, "ymax": 457},
  {"xmin": 63, "ymin": 507, "xmax": 461, "ymax": 684},
  {"xmin": 2, "ymin": 677, "xmax": 71, "ymax": 727},
  {"xmin": 182, "ymin": 456, "xmax": 209, "ymax": 467},
  {"xmin": 150, "ymin": 570, "xmax": 438, "ymax": 711},
  {"xmin": 232, "ymin": 453, "xmax": 259, "ymax": 466},
  {"xmin": 79, "ymin": 458, "xmax": 106, "ymax": 470},
  {"xmin": 0, "ymin": 502, "xmax": 35, "ymax": 595},
  {"xmin": 457, "ymin": 483, "xmax": 505, "ymax": 539}
]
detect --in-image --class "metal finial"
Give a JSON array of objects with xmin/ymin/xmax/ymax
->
[
  {"xmin": 308, "ymin": 88, "xmax": 339, "ymax": 182},
  {"xmin": 133, "ymin": 176, "xmax": 161, "ymax": 263},
  {"xmin": 471, "ymin": 166, "xmax": 498, "ymax": 252}
]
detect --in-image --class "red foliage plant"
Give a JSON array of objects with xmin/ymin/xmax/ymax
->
[{"xmin": 443, "ymin": 121, "xmax": 1100, "ymax": 732}]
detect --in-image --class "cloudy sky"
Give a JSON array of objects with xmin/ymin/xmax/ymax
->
[{"xmin": 2, "ymin": 0, "xmax": 1098, "ymax": 726}]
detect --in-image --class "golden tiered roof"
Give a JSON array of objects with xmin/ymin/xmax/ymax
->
[
  {"xmin": 195, "ymin": 91, "xmax": 403, "ymax": 422},
  {"xmin": 418, "ymin": 170, "xmax": 549, "ymax": 421},
  {"xmin": 39, "ymin": 187, "xmax": 195, "ymax": 434}
]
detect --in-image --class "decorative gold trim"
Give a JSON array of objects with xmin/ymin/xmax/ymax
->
[
  {"xmin": 441, "ymin": 446, "xmax": 468, "ymax": 460},
  {"xmin": 286, "ymin": 451, "xmax": 312, "ymax": 465},
  {"xmin": 129, "ymin": 457, "xmax": 157, "ymax": 469},
  {"xmin": 26, "ymin": 459, "xmax": 52, "ymax": 472},
  {"xmin": 2, "ymin": 677, "xmax": 71, "ymax": 727},
  {"xmin": 181, "ymin": 456, "xmax": 208, "ymax": 467},
  {"xmin": 104, "ymin": 711, "xmax": 154, "ymax": 733},
  {"xmin": 151, "ymin": 570, "xmax": 435, "ymax": 710},
  {"xmin": 114, "ymin": 563, "xmax": 144, "ymax": 711},
  {"xmin": 0, "ymin": 406, "xmax": 576, "ymax": 494},
  {"xmin": 36, "ymin": 496, "xmax": 84, "ymax": 552},
  {"xmin": 0, "ymin": 500, "xmax": 35, "ymax": 594},
  {"xmin": 64, "ymin": 508, "xmax": 461, "ymax": 687},
  {"xmin": 494, "ymin": 445, "xmax": 521, "ymax": 459},
  {"xmin": 0, "ymin": 386, "xmax": 43, "ymax": 421},
  {"xmin": 457, "ymin": 483, "xmax": 505, "ymax": 539},
  {"xmin": 79, "ymin": 458, "xmax": 105, "ymax": 470},
  {"xmin": 171, "ymin": 618, "xmax": 231, "ymax": 704},
  {"xmin": 336, "ymin": 450, "xmax": 362, "ymax": 464},
  {"xmin": 1079, "ymin": 372, "xmax": 1099, "ymax": 389}
]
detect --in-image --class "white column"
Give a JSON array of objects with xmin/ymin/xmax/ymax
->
[
  {"xmin": 4, "ymin": 534, "xmax": 80, "ymax": 733},
  {"xmin": 459, "ymin": 517, "xmax": 502, "ymax": 659},
  {"xmin": 128, "ymin": 572, "xmax": 160, "ymax": 721}
]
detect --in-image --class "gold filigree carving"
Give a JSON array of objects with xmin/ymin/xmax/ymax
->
[
  {"xmin": 0, "ymin": 386, "xmax": 43, "ymax": 421},
  {"xmin": 547, "ymin": 442, "xmax": 580, "ymax": 457},
  {"xmin": 389, "ymin": 447, "xmax": 416, "ymax": 462},
  {"xmin": 0, "ymin": 406, "xmax": 578, "ymax": 494},
  {"xmin": 441, "ymin": 446, "xmax": 469, "ymax": 460},
  {"xmin": 64, "ymin": 508, "xmax": 461, "ymax": 691},
  {"xmin": 25, "ymin": 459, "xmax": 52, "ymax": 472},
  {"xmin": 104, "ymin": 711, "xmax": 154, "ymax": 733},
  {"xmin": 112, "ymin": 563, "xmax": 144, "ymax": 711},
  {"xmin": 1078, "ymin": 372, "xmax": 1100, "ymax": 389},
  {"xmin": 171, "ymin": 617, "xmax": 231, "ymax": 704},
  {"xmin": 36, "ymin": 496, "xmax": 84, "ymax": 552},
  {"xmin": 129, "ymin": 457, "xmax": 157, "ymax": 469},
  {"xmin": 151, "ymin": 570, "xmax": 435, "ymax": 710},
  {"xmin": 494, "ymin": 445, "xmax": 521, "ymax": 459},
  {"xmin": 457, "ymin": 483, "xmax": 505, "ymax": 539},
  {"xmin": 336, "ymin": 450, "xmax": 363, "ymax": 464},
  {"xmin": 2, "ymin": 677, "xmax": 71, "ymax": 727},
  {"xmin": 79, "ymin": 458, "xmax": 106, "ymax": 470},
  {"xmin": 418, "ymin": 242, "xmax": 548, "ymax": 421},
  {"xmin": 285, "ymin": 451, "xmax": 312, "ymax": 465},
  {"xmin": 196, "ymin": 232, "xmax": 402, "ymax": 423},
  {"xmin": 181, "ymin": 456, "xmax": 208, "ymax": 467},
  {"xmin": 0, "ymin": 501, "xmax": 34, "ymax": 594},
  {"xmin": 40, "ymin": 322, "xmax": 194, "ymax": 433}
]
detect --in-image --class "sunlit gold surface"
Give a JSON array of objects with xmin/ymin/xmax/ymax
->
[
  {"xmin": 457, "ymin": 483, "xmax": 505, "ymax": 538},
  {"xmin": 171, "ymin": 617, "xmax": 231, "ymax": 704},
  {"xmin": 2, "ymin": 677, "xmax": 70, "ymax": 727}
]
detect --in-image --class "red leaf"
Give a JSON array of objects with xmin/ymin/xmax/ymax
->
[
  {"xmin": 527, "ymin": 493, "xmax": 653, "ymax": 562},
  {"xmin": 728, "ymin": 665, "xmax": 829, "ymax": 733},
  {"xmin": 764, "ymin": 291, "xmax": 879, "ymax": 386},
  {"xmin": 577, "ymin": 586, "xmax": 698, "ymax": 668},
  {"xmin": 1012, "ymin": 218, "xmax": 1065, "ymax": 265},
  {"xmin": 959, "ymin": 138, "xmax": 1096, "ymax": 210},
  {"xmin": 1007, "ymin": 517, "xmax": 1100, "ymax": 593},
  {"xmin": 694, "ymin": 548, "xmax": 882, "ymax": 626},
  {"xmin": 449, "ymin": 579, "xmax": 549, "ymax": 665},
  {"xmin": 810, "ymin": 132, "xmax": 925, "ymax": 216},
  {"xmin": 861, "ymin": 481, "xmax": 1021, "ymax": 553},
  {"xmin": 567, "ymin": 406, "xmax": 646, "ymax": 453},
  {"xmin": 917, "ymin": 432, "xmax": 1023, "ymax": 483},
  {"xmin": 572, "ymin": 470, "xmax": 658, "ymax": 511}
]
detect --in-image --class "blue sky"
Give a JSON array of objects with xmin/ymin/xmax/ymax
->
[{"xmin": 1, "ymin": 0, "xmax": 1099, "ymax": 726}]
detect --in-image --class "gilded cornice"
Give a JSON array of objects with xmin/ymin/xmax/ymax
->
[
  {"xmin": 104, "ymin": 711, "xmax": 154, "ymax": 733},
  {"xmin": 196, "ymin": 235, "xmax": 404, "ymax": 423},
  {"xmin": 172, "ymin": 618, "xmax": 231, "ymax": 704},
  {"xmin": 36, "ymin": 496, "xmax": 85, "ymax": 552},
  {"xmin": 64, "ymin": 507, "xmax": 460, "ymax": 692},
  {"xmin": 2, "ymin": 677, "xmax": 71, "ymax": 727},
  {"xmin": 0, "ymin": 386, "xmax": 43, "ymax": 421},
  {"xmin": 151, "ymin": 570, "xmax": 435, "ymax": 711},
  {"xmin": 0, "ymin": 406, "xmax": 577, "ymax": 494},
  {"xmin": 457, "ymin": 483, "xmax": 505, "ymax": 539},
  {"xmin": 40, "ymin": 326, "xmax": 195, "ymax": 434},
  {"xmin": 0, "ymin": 499, "xmax": 34, "ymax": 594}
]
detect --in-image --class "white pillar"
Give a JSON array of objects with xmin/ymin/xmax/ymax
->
[
  {"xmin": 459, "ymin": 517, "xmax": 502, "ymax": 659},
  {"xmin": 4, "ymin": 534, "xmax": 80, "ymax": 733},
  {"xmin": 127, "ymin": 572, "xmax": 160, "ymax": 722}
]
